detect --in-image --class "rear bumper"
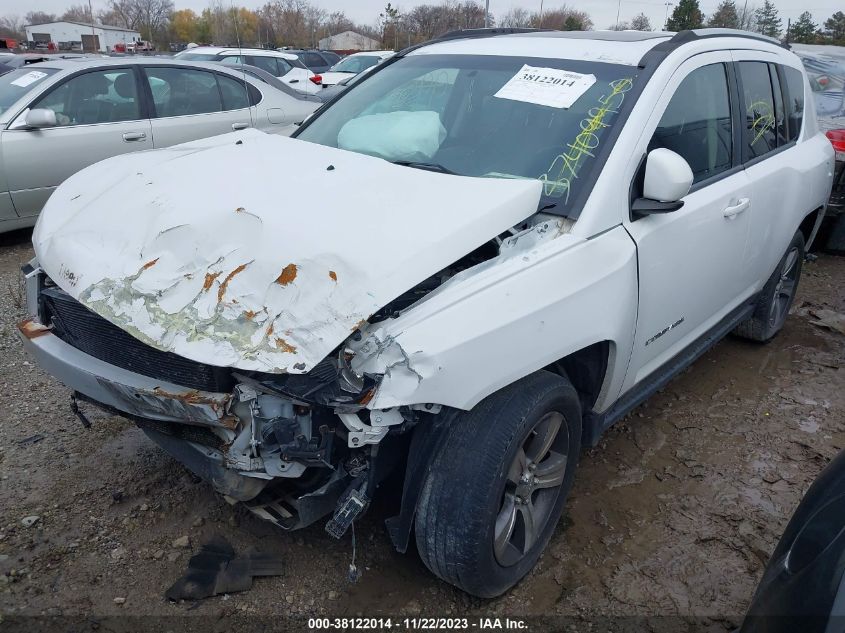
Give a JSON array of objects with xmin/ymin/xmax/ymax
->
[{"xmin": 16, "ymin": 318, "xmax": 231, "ymax": 428}]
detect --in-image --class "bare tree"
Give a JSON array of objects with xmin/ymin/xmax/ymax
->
[
  {"xmin": 499, "ymin": 7, "xmax": 532, "ymax": 27},
  {"xmin": 0, "ymin": 14, "xmax": 25, "ymax": 37},
  {"xmin": 25, "ymin": 11, "xmax": 58, "ymax": 25},
  {"xmin": 62, "ymin": 4, "xmax": 95, "ymax": 23}
]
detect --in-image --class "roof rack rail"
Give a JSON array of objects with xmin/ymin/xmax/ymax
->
[
  {"xmin": 638, "ymin": 28, "xmax": 788, "ymax": 67},
  {"xmin": 396, "ymin": 27, "xmax": 553, "ymax": 57}
]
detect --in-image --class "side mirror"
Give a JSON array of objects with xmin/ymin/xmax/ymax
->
[
  {"xmin": 24, "ymin": 108, "xmax": 57, "ymax": 130},
  {"xmin": 632, "ymin": 148, "xmax": 694, "ymax": 216}
]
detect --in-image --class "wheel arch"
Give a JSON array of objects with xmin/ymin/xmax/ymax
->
[
  {"xmin": 799, "ymin": 205, "xmax": 825, "ymax": 252},
  {"xmin": 386, "ymin": 340, "xmax": 614, "ymax": 555}
]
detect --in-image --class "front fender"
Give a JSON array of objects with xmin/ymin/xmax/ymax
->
[{"xmin": 356, "ymin": 226, "xmax": 639, "ymax": 411}]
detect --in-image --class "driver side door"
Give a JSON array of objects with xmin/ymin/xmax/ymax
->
[
  {"xmin": 622, "ymin": 53, "xmax": 755, "ymax": 391},
  {"xmin": 2, "ymin": 66, "xmax": 152, "ymax": 217}
]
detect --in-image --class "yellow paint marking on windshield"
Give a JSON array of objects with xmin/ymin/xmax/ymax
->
[{"xmin": 539, "ymin": 78, "xmax": 634, "ymax": 203}]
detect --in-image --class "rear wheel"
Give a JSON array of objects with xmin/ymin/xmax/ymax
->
[
  {"xmin": 734, "ymin": 230, "xmax": 804, "ymax": 343},
  {"xmin": 414, "ymin": 371, "xmax": 581, "ymax": 597}
]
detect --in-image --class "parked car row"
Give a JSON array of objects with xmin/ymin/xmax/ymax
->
[
  {"xmin": 174, "ymin": 47, "xmax": 322, "ymax": 95},
  {"xmin": 13, "ymin": 28, "xmax": 835, "ymax": 601},
  {"xmin": 0, "ymin": 57, "xmax": 320, "ymax": 232}
]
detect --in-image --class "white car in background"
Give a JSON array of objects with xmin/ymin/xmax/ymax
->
[
  {"xmin": 0, "ymin": 57, "xmax": 319, "ymax": 232},
  {"xmin": 175, "ymin": 47, "xmax": 321, "ymax": 95},
  {"xmin": 319, "ymin": 50, "xmax": 395, "ymax": 87}
]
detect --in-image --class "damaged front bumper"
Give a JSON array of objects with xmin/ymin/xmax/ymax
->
[{"xmin": 17, "ymin": 264, "xmax": 412, "ymax": 532}]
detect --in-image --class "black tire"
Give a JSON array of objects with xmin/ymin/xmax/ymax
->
[
  {"xmin": 414, "ymin": 371, "xmax": 581, "ymax": 598},
  {"xmin": 734, "ymin": 230, "xmax": 804, "ymax": 343}
]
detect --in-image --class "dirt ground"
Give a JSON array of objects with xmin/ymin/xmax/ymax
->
[{"xmin": 1, "ymin": 227, "xmax": 843, "ymax": 631}]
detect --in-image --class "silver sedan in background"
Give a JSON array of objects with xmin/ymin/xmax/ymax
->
[{"xmin": 0, "ymin": 57, "xmax": 320, "ymax": 233}]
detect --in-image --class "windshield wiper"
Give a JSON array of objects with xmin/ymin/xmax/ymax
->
[{"xmin": 391, "ymin": 160, "xmax": 457, "ymax": 175}]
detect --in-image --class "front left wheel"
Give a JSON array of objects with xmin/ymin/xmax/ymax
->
[{"xmin": 414, "ymin": 371, "xmax": 581, "ymax": 598}]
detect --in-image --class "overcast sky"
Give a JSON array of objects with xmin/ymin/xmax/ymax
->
[{"xmin": 6, "ymin": 0, "xmax": 845, "ymax": 32}]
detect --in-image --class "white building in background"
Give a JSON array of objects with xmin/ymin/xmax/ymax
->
[
  {"xmin": 24, "ymin": 21, "xmax": 141, "ymax": 53},
  {"xmin": 318, "ymin": 30, "xmax": 382, "ymax": 52}
]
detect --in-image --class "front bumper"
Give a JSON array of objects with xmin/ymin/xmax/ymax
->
[{"xmin": 16, "ymin": 319, "xmax": 231, "ymax": 428}]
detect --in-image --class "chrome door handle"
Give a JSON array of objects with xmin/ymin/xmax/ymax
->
[
  {"xmin": 122, "ymin": 132, "xmax": 147, "ymax": 142},
  {"xmin": 232, "ymin": 122, "xmax": 249, "ymax": 130},
  {"xmin": 723, "ymin": 198, "xmax": 750, "ymax": 218}
]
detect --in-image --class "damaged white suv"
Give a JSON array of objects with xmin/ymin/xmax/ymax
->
[{"xmin": 18, "ymin": 28, "xmax": 834, "ymax": 597}]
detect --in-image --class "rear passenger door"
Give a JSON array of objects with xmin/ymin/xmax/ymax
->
[
  {"xmin": 143, "ymin": 66, "xmax": 254, "ymax": 147},
  {"xmin": 731, "ymin": 52, "xmax": 812, "ymax": 285},
  {"xmin": 623, "ymin": 53, "xmax": 754, "ymax": 389}
]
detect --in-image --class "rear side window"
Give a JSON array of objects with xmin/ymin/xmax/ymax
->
[
  {"xmin": 769, "ymin": 64, "xmax": 788, "ymax": 146},
  {"xmin": 218, "ymin": 74, "xmax": 252, "ymax": 110},
  {"xmin": 649, "ymin": 63, "xmax": 733, "ymax": 184},
  {"xmin": 739, "ymin": 61, "xmax": 777, "ymax": 159},
  {"xmin": 782, "ymin": 66, "xmax": 805, "ymax": 140}
]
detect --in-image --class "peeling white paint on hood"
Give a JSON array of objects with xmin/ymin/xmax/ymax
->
[{"xmin": 34, "ymin": 129, "xmax": 542, "ymax": 374}]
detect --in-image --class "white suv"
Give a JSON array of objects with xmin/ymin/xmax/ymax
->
[
  {"xmin": 18, "ymin": 28, "xmax": 835, "ymax": 597},
  {"xmin": 175, "ymin": 46, "xmax": 321, "ymax": 94}
]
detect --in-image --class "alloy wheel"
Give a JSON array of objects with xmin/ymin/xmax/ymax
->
[
  {"xmin": 768, "ymin": 246, "xmax": 800, "ymax": 329},
  {"xmin": 494, "ymin": 411, "xmax": 570, "ymax": 567}
]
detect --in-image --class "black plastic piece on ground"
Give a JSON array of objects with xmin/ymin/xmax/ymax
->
[{"xmin": 165, "ymin": 535, "xmax": 284, "ymax": 601}]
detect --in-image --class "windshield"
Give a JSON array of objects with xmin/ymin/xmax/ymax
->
[
  {"xmin": 296, "ymin": 54, "xmax": 639, "ymax": 215},
  {"xmin": 330, "ymin": 55, "xmax": 382, "ymax": 74},
  {"xmin": 0, "ymin": 67, "xmax": 59, "ymax": 116}
]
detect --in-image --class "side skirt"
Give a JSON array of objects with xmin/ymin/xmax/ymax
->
[{"xmin": 583, "ymin": 295, "xmax": 758, "ymax": 446}]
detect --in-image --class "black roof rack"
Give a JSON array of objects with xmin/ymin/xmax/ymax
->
[{"xmin": 638, "ymin": 28, "xmax": 788, "ymax": 67}]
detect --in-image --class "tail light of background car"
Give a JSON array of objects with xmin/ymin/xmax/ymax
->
[
  {"xmin": 309, "ymin": 75, "xmax": 322, "ymax": 85},
  {"xmin": 827, "ymin": 130, "xmax": 845, "ymax": 154}
]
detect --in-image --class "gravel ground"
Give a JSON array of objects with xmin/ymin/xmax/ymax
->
[{"xmin": 1, "ymin": 227, "xmax": 843, "ymax": 631}]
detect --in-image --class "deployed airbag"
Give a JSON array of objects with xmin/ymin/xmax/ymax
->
[{"xmin": 338, "ymin": 110, "xmax": 446, "ymax": 161}]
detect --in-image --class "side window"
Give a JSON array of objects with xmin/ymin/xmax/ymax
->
[
  {"xmin": 219, "ymin": 55, "xmax": 244, "ymax": 66},
  {"xmin": 32, "ymin": 69, "xmax": 140, "ymax": 126},
  {"xmin": 739, "ymin": 61, "xmax": 777, "ymax": 159},
  {"xmin": 649, "ymin": 63, "xmax": 732, "ymax": 184},
  {"xmin": 217, "ymin": 74, "xmax": 250, "ymax": 110},
  {"xmin": 782, "ymin": 66, "xmax": 805, "ymax": 141},
  {"xmin": 276, "ymin": 59, "xmax": 293, "ymax": 75},
  {"xmin": 303, "ymin": 52, "xmax": 324, "ymax": 68},
  {"xmin": 248, "ymin": 56, "xmax": 279, "ymax": 75},
  {"xmin": 145, "ymin": 67, "xmax": 221, "ymax": 117}
]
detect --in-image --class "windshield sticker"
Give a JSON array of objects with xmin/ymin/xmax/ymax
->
[
  {"xmin": 539, "ymin": 77, "xmax": 634, "ymax": 203},
  {"xmin": 11, "ymin": 71, "xmax": 48, "ymax": 88},
  {"xmin": 495, "ymin": 65, "xmax": 597, "ymax": 109}
]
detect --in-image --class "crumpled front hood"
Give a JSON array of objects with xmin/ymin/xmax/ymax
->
[{"xmin": 34, "ymin": 129, "xmax": 542, "ymax": 374}]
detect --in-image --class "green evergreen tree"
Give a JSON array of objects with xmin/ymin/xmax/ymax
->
[
  {"xmin": 755, "ymin": 0, "xmax": 782, "ymax": 38},
  {"xmin": 666, "ymin": 0, "xmax": 704, "ymax": 31},
  {"xmin": 789, "ymin": 11, "xmax": 817, "ymax": 43},
  {"xmin": 824, "ymin": 11, "xmax": 845, "ymax": 42},
  {"xmin": 706, "ymin": 0, "xmax": 739, "ymax": 28}
]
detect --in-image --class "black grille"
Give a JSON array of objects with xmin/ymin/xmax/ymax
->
[{"xmin": 41, "ymin": 287, "xmax": 234, "ymax": 393}]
